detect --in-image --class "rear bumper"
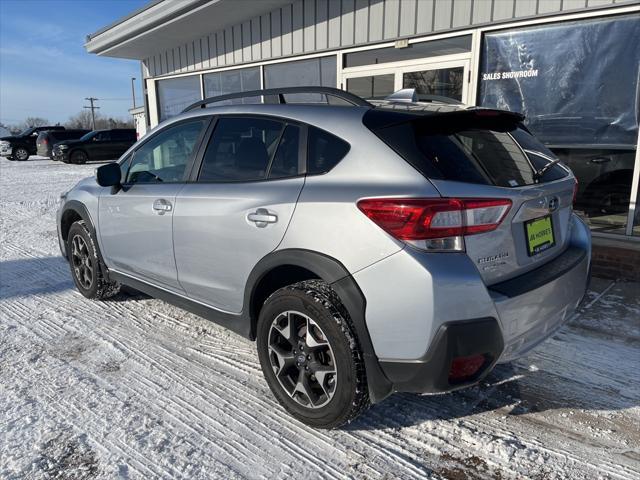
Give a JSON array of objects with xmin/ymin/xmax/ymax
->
[
  {"xmin": 380, "ymin": 317, "xmax": 503, "ymax": 393},
  {"xmin": 491, "ymin": 245, "xmax": 589, "ymax": 362},
  {"xmin": 356, "ymin": 213, "xmax": 591, "ymax": 396},
  {"xmin": 37, "ymin": 146, "xmax": 52, "ymax": 158}
]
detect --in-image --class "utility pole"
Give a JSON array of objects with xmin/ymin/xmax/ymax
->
[
  {"xmin": 84, "ymin": 97, "xmax": 100, "ymax": 130},
  {"xmin": 131, "ymin": 77, "xmax": 137, "ymax": 109}
]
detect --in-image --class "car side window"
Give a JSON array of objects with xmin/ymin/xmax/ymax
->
[
  {"xmin": 268, "ymin": 125, "xmax": 300, "ymax": 179},
  {"xmin": 126, "ymin": 119, "xmax": 206, "ymax": 184},
  {"xmin": 95, "ymin": 132, "xmax": 111, "ymax": 142},
  {"xmin": 119, "ymin": 154, "xmax": 132, "ymax": 183},
  {"xmin": 307, "ymin": 127, "xmax": 350, "ymax": 175},
  {"xmin": 198, "ymin": 117, "xmax": 286, "ymax": 182}
]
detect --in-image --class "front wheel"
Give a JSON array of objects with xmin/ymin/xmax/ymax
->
[
  {"xmin": 14, "ymin": 147, "xmax": 29, "ymax": 161},
  {"xmin": 256, "ymin": 280, "xmax": 369, "ymax": 429},
  {"xmin": 70, "ymin": 150, "xmax": 88, "ymax": 164},
  {"xmin": 67, "ymin": 220, "xmax": 119, "ymax": 299}
]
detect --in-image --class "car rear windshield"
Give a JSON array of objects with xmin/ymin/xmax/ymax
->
[{"xmin": 365, "ymin": 110, "xmax": 568, "ymax": 187}]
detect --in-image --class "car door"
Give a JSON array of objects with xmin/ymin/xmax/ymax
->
[
  {"xmin": 97, "ymin": 131, "xmax": 117, "ymax": 160},
  {"xmin": 98, "ymin": 117, "xmax": 210, "ymax": 291},
  {"xmin": 173, "ymin": 116, "xmax": 305, "ymax": 313}
]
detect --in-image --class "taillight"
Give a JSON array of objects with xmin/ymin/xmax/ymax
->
[{"xmin": 357, "ymin": 197, "xmax": 511, "ymax": 250}]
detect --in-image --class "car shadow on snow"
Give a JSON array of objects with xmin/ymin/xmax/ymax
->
[
  {"xmin": 0, "ymin": 256, "xmax": 74, "ymax": 300},
  {"xmin": 0, "ymin": 256, "xmax": 149, "ymax": 301}
]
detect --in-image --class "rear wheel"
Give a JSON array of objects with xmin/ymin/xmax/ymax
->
[
  {"xmin": 256, "ymin": 280, "xmax": 369, "ymax": 429},
  {"xmin": 14, "ymin": 147, "xmax": 29, "ymax": 161},
  {"xmin": 67, "ymin": 220, "xmax": 119, "ymax": 299},
  {"xmin": 70, "ymin": 150, "xmax": 88, "ymax": 164}
]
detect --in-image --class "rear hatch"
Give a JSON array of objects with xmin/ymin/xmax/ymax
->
[
  {"xmin": 364, "ymin": 107, "xmax": 576, "ymax": 285},
  {"xmin": 36, "ymin": 133, "xmax": 48, "ymax": 155}
]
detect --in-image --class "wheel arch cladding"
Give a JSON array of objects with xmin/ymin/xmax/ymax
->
[
  {"xmin": 245, "ymin": 249, "xmax": 393, "ymax": 403},
  {"xmin": 60, "ymin": 201, "xmax": 93, "ymax": 244},
  {"xmin": 59, "ymin": 201, "xmax": 110, "ymax": 280}
]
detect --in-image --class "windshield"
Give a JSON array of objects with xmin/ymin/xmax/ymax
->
[
  {"xmin": 79, "ymin": 131, "xmax": 97, "ymax": 141},
  {"xmin": 19, "ymin": 127, "xmax": 35, "ymax": 137}
]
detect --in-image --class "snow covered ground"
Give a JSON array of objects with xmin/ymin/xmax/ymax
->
[{"xmin": 1, "ymin": 156, "xmax": 639, "ymax": 480}]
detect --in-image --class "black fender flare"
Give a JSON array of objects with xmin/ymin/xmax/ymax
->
[
  {"xmin": 59, "ymin": 200, "xmax": 110, "ymax": 280},
  {"xmin": 244, "ymin": 249, "xmax": 392, "ymax": 403}
]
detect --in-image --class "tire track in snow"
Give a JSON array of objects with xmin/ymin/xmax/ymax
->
[{"xmin": 5, "ymin": 239, "xmax": 635, "ymax": 479}]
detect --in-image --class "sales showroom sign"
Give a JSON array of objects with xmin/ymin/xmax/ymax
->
[{"xmin": 479, "ymin": 14, "xmax": 640, "ymax": 148}]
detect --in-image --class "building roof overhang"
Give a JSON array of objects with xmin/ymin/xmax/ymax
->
[{"xmin": 85, "ymin": 0, "xmax": 292, "ymax": 59}]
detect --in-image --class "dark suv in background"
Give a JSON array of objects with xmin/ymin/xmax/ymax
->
[
  {"xmin": 1, "ymin": 126, "xmax": 65, "ymax": 160},
  {"xmin": 53, "ymin": 129, "xmax": 136, "ymax": 164},
  {"xmin": 37, "ymin": 129, "xmax": 90, "ymax": 159}
]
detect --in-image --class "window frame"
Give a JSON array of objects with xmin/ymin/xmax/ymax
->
[
  {"xmin": 121, "ymin": 115, "xmax": 213, "ymax": 189},
  {"xmin": 188, "ymin": 114, "xmax": 309, "ymax": 184}
]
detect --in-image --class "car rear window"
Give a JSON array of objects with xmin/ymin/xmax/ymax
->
[{"xmin": 366, "ymin": 110, "xmax": 568, "ymax": 187}]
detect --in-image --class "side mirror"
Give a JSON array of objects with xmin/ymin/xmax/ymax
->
[{"xmin": 96, "ymin": 162, "xmax": 121, "ymax": 188}]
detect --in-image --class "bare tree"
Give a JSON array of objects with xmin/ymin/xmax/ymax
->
[
  {"xmin": 19, "ymin": 117, "xmax": 51, "ymax": 130},
  {"xmin": 65, "ymin": 111, "xmax": 133, "ymax": 130},
  {"xmin": 66, "ymin": 110, "xmax": 95, "ymax": 129}
]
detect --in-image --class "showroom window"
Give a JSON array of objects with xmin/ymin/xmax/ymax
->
[
  {"xmin": 343, "ymin": 35, "xmax": 472, "ymax": 68},
  {"xmin": 264, "ymin": 56, "xmax": 336, "ymax": 103},
  {"xmin": 479, "ymin": 14, "xmax": 640, "ymax": 236},
  {"xmin": 157, "ymin": 75, "xmax": 202, "ymax": 122},
  {"xmin": 203, "ymin": 66, "xmax": 261, "ymax": 104}
]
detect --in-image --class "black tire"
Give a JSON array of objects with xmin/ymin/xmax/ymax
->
[
  {"xmin": 14, "ymin": 147, "xmax": 29, "ymax": 161},
  {"xmin": 588, "ymin": 183, "xmax": 631, "ymax": 216},
  {"xmin": 67, "ymin": 220, "xmax": 120, "ymax": 299},
  {"xmin": 257, "ymin": 280, "xmax": 369, "ymax": 429},
  {"xmin": 70, "ymin": 150, "xmax": 88, "ymax": 164}
]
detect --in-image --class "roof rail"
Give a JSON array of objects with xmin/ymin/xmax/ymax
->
[{"xmin": 182, "ymin": 86, "xmax": 372, "ymax": 113}]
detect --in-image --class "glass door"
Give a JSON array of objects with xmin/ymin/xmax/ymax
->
[{"xmin": 343, "ymin": 59, "xmax": 470, "ymax": 104}]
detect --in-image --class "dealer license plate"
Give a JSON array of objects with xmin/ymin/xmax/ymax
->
[{"xmin": 525, "ymin": 215, "xmax": 555, "ymax": 256}]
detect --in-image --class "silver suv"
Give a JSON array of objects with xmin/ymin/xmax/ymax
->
[{"xmin": 57, "ymin": 87, "xmax": 591, "ymax": 429}]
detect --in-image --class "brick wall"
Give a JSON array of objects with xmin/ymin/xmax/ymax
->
[{"xmin": 591, "ymin": 238, "xmax": 640, "ymax": 281}]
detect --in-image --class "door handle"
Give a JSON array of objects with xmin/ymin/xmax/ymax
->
[
  {"xmin": 153, "ymin": 198, "xmax": 172, "ymax": 215},
  {"xmin": 247, "ymin": 208, "xmax": 277, "ymax": 227},
  {"xmin": 590, "ymin": 157, "xmax": 611, "ymax": 164}
]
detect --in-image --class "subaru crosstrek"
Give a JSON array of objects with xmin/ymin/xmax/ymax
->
[{"xmin": 57, "ymin": 87, "xmax": 591, "ymax": 429}]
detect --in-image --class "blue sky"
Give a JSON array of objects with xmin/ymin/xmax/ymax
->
[{"xmin": 0, "ymin": 0, "xmax": 149, "ymax": 126}]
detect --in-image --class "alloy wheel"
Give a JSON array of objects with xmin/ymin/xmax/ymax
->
[
  {"xmin": 72, "ymin": 151, "xmax": 88, "ymax": 164},
  {"xmin": 268, "ymin": 310, "xmax": 337, "ymax": 409},
  {"xmin": 15, "ymin": 148, "xmax": 28, "ymax": 161},
  {"xmin": 71, "ymin": 234, "xmax": 93, "ymax": 290}
]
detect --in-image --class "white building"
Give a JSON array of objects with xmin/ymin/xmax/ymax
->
[{"xmin": 86, "ymin": 0, "xmax": 640, "ymax": 249}]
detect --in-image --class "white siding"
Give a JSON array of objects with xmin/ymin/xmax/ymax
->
[{"xmin": 144, "ymin": 0, "xmax": 620, "ymax": 77}]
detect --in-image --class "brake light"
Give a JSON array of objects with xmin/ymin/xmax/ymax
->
[{"xmin": 357, "ymin": 198, "xmax": 511, "ymax": 243}]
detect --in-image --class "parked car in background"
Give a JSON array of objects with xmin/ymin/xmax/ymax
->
[
  {"xmin": 37, "ymin": 129, "xmax": 90, "ymax": 159},
  {"xmin": 53, "ymin": 129, "xmax": 136, "ymax": 164},
  {"xmin": 57, "ymin": 87, "xmax": 591, "ymax": 429},
  {"xmin": 1, "ymin": 126, "xmax": 65, "ymax": 160}
]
